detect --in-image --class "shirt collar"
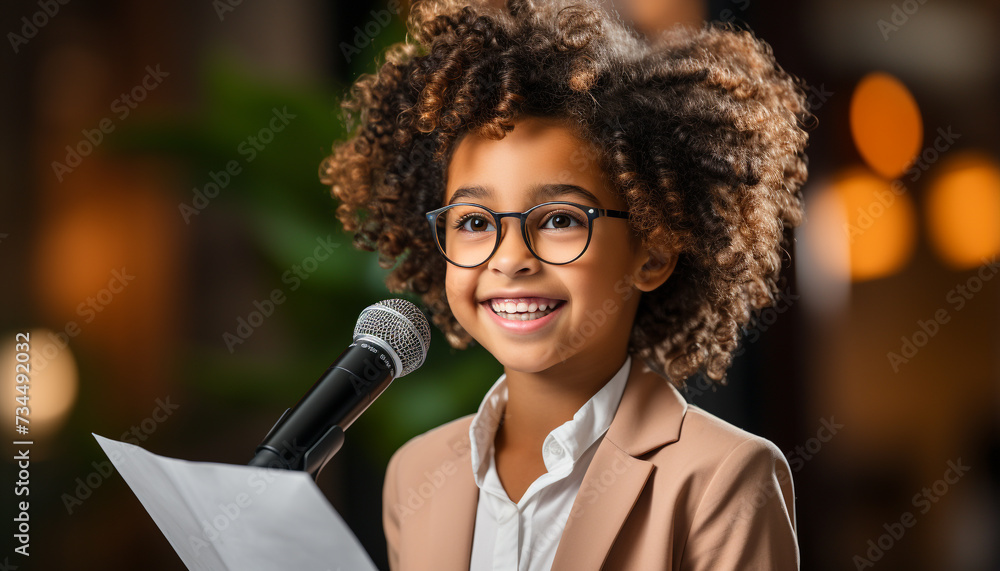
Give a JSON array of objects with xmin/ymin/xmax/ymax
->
[{"xmin": 468, "ymin": 355, "xmax": 633, "ymax": 483}]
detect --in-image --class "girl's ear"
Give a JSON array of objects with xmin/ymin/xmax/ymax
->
[{"xmin": 632, "ymin": 248, "xmax": 678, "ymax": 292}]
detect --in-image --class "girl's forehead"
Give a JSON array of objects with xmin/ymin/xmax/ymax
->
[
  {"xmin": 445, "ymin": 182, "xmax": 606, "ymax": 207},
  {"xmin": 443, "ymin": 117, "xmax": 618, "ymax": 207}
]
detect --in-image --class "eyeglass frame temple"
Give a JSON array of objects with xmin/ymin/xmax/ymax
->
[{"xmin": 424, "ymin": 201, "xmax": 630, "ymax": 268}]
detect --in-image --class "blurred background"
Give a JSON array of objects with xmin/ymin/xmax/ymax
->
[{"xmin": 1, "ymin": 0, "xmax": 998, "ymax": 569}]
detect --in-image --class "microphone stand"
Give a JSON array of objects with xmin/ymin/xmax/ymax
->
[
  {"xmin": 247, "ymin": 409, "xmax": 346, "ymax": 480},
  {"xmin": 246, "ymin": 338, "xmax": 397, "ymax": 480},
  {"xmin": 244, "ymin": 298, "xmax": 429, "ymax": 480}
]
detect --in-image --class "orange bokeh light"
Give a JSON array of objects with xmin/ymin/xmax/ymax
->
[
  {"xmin": 2, "ymin": 329, "xmax": 79, "ymax": 443},
  {"xmin": 850, "ymin": 72, "xmax": 923, "ymax": 180},
  {"xmin": 925, "ymin": 152, "xmax": 1000, "ymax": 270},
  {"xmin": 834, "ymin": 167, "xmax": 917, "ymax": 281}
]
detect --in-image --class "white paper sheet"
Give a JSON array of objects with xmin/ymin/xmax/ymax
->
[{"xmin": 93, "ymin": 433, "xmax": 378, "ymax": 571}]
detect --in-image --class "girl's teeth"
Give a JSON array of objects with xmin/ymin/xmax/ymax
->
[
  {"xmin": 488, "ymin": 298, "xmax": 562, "ymax": 321},
  {"xmin": 498, "ymin": 309, "xmax": 554, "ymax": 321}
]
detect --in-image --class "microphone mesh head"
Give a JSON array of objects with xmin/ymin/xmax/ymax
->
[{"xmin": 353, "ymin": 299, "xmax": 431, "ymax": 377}]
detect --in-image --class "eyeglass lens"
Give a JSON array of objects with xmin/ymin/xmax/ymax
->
[{"xmin": 434, "ymin": 203, "xmax": 592, "ymax": 266}]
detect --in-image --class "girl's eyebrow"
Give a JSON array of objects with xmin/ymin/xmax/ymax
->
[{"xmin": 447, "ymin": 183, "xmax": 603, "ymax": 206}]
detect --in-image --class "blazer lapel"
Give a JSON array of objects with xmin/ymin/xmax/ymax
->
[
  {"xmin": 418, "ymin": 424, "xmax": 480, "ymax": 571},
  {"xmin": 550, "ymin": 441, "xmax": 654, "ymax": 570},
  {"xmin": 550, "ymin": 360, "xmax": 688, "ymax": 570}
]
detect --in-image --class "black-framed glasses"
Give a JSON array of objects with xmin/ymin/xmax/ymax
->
[{"xmin": 425, "ymin": 201, "xmax": 630, "ymax": 268}]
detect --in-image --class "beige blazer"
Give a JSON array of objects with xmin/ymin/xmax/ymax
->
[{"xmin": 382, "ymin": 361, "xmax": 799, "ymax": 570}]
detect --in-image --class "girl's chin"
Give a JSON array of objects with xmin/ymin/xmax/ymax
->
[{"xmin": 492, "ymin": 351, "xmax": 570, "ymax": 374}]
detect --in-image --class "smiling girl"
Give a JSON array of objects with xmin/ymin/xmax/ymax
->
[{"xmin": 322, "ymin": 0, "xmax": 811, "ymax": 569}]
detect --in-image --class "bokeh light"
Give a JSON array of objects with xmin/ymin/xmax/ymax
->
[
  {"xmin": 831, "ymin": 167, "xmax": 918, "ymax": 281},
  {"xmin": 2, "ymin": 328, "xmax": 79, "ymax": 445},
  {"xmin": 850, "ymin": 72, "xmax": 923, "ymax": 179},
  {"xmin": 925, "ymin": 151, "xmax": 1000, "ymax": 270},
  {"xmin": 798, "ymin": 180, "xmax": 851, "ymax": 315}
]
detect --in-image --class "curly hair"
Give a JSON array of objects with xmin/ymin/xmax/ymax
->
[{"xmin": 320, "ymin": 0, "xmax": 812, "ymax": 387}]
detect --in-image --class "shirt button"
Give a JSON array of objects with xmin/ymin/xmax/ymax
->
[{"xmin": 546, "ymin": 441, "xmax": 564, "ymax": 457}]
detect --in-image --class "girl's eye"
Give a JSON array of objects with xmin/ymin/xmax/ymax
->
[
  {"xmin": 456, "ymin": 214, "xmax": 495, "ymax": 233},
  {"xmin": 540, "ymin": 212, "xmax": 584, "ymax": 230}
]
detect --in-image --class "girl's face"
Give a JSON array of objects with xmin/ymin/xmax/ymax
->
[{"xmin": 441, "ymin": 116, "xmax": 658, "ymax": 376}]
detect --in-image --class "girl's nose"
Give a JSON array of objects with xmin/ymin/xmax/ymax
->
[{"xmin": 487, "ymin": 218, "xmax": 541, "ymax": 277}]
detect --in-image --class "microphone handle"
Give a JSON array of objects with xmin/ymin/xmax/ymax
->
[{"xmin": 248, "ymin": 339, "xmax": 396, "ymax": 476}]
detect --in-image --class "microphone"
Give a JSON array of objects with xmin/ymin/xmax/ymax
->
[{"xmin": 248, "ymin": 299, "xmax": 431, "ymax": 477}]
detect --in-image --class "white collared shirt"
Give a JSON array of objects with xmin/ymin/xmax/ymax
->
[{"xmin": 467, "ymin": 356, "xmax": 632, "ymax": 571}]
